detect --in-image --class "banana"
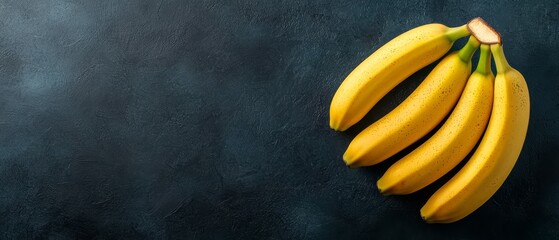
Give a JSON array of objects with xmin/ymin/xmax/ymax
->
[
  {"xmin": 420, "ymin": 44, "xmax": 530, "ymax": 223},
  {"xmin": 343, "ymin": 36, "xmax": 480, "ymax": 168},
  {"xmin": 329, "ymin": 23, "xmax": 470, "ymax": 131},
  {"xmin": 377, "ymin": 45, "xmax": 494, "ymax": 195}
]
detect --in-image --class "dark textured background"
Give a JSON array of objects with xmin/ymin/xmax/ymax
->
[{"xmin": 0, "ymin": 0, "xmax": 558, "ymax": 239}]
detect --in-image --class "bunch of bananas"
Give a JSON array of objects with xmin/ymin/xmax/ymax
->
[{"xmin": 330, "ymin": 18, "xmax": 530, "ymax": 223}]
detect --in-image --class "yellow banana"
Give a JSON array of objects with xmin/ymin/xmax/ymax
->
[
  {"xmin": 343, "ymin": 36, "xmax": 480, "ymax": 167},
  {"xmin": 329, "ymin": 23, "xmax": 470, "ymax": 131},
  {"xmin": 377, "ymin": 45, "xmax": 494, "ymax": 195},
  {"xmin": 420, "ymin": 44, "xmax": 530, "ymax": 223}
]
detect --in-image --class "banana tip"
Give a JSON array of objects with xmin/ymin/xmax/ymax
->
[
  {"xmin": 420, "ymin": 209, "xmax": 441, "ymax": 224},
  {"xmin": 329, "ymin": 119, "xmax": 340, "ymax": 131},
  {"xmin": 420, "ymin": 210, "xmax": 431, "ymax": 223},
  {"xmin": 330, "ymin": 125, "xmax": 347, "ymax": 132},
  {"xmin": 329, "ymin": 119, "xmax": 350, "ymax": 132},
  {"xmin": 376, "ymin": 180, "xmax": 386, "ymax": 193},
  {"xmin": 342, "ymin": 154, "xmax": 357, "ymax": 168},
  {"xmin": 329, "ymin": 123, "xmax": 338, "ymax": 131},
  {"xmin": 377, "ymin": 187, "xmax": 396, "ymax": 196},
  {"xmin": 378, "ymin": 189, "xmax": 391, "ymax": 196},
  {"xmin": 376, "ymin": 184, "xmax": 392, "ymax": 196}
]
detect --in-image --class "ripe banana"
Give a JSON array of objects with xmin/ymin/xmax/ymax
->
[
  {"xmin": 420, "ymin": 44, "xmax": 530, "ymax": 223},
  {"xmin": 329, "ymin": 23, "xmax": 470, "ymax": 131},
  {"xmin": 343, "ymin": 36, "xmax": 480, "ymax": 168},
  {"xmin": 377, "ymin": 45, "xmax": 494, "ymax": 195}
]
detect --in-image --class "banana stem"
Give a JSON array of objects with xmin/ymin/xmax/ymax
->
[
  {"xmin": 491, "ymin": 44, "xmax": 512, "ymax": 73},
  {"xmin": 457, "ymin": 36, "xmax": 480, "ymax": 62},
  {"xmin": 475, "ymin": 45, "xmax": 492, "ymax": 75},
  {"xmin": 446, "ymin": 25, "xmax": 471, "ymax": 42}
]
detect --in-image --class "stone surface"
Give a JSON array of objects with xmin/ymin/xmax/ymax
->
[{"xmin": 0, "ymin": 0, "xmax": 557, "ymax": 238}]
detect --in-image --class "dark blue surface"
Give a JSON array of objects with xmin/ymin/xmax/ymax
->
[{"xmin": 1, "ymin": 0, "xmax": 558, "ymax": 239}]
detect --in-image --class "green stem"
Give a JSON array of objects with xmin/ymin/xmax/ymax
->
[
  {"xmin": 475, "ymin": 45, "xmax": 492, "ymax": 75},
  {"xmin": 445, "ymin": 25, "xmax": 471, "ymax": 42},
  {"xmin": 491, "ymin": 44, "xmax": 512, "ymax": 73},
  {"xmin": 457, "ymin": 36, "xmax": 480, "ymax": 62}
]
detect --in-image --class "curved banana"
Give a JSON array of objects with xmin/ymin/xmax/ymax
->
[
  {"xmin": 329, "ymin": 23, "xmax": 470, "ymax": 131},
  {"xmin": 377, "ymin": 45, "xmax": 494, "ymax": 195},
  {"xmin": 343, "ymin": 36, "xmax": 480, "ymax": 167},
  {"xmin": 420, "ymin": 44, "xmax": 530, "ymax": 223}
]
